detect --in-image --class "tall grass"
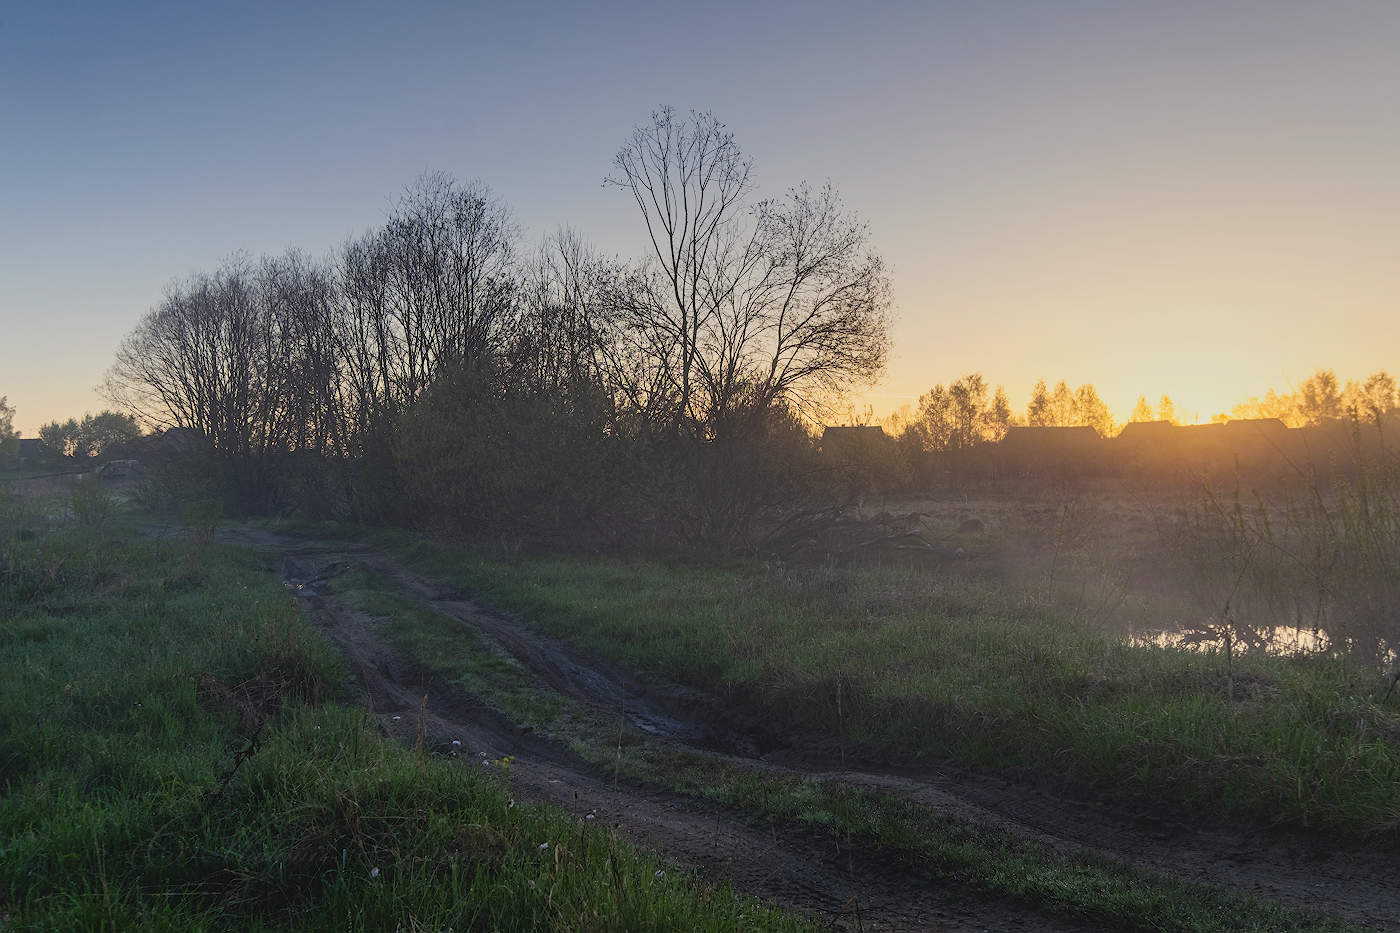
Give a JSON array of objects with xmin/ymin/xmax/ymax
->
[
  {"xmin": 362, "ymin": 528, "xmax": 1400, "ymax": 841},
  {"xmin": 1174, "ymin": 420, "xmax": 1400, "ymax": 666}
]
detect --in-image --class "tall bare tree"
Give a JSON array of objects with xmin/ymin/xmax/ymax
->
[
  {"xmin": 1352, "ymin": 371, "xmax": 1396, "ymax": 421},
  {"xmin": 259, "ymin": 249, "xmax": 344, "ymax": 456},
  {"xmin": 608, "ymin": 108, "xmax": 890, "ymax": 437},
  {"xmin": 379, "ymin": 173, "xmax": 518, "ymax": 402},
  {"xmin": 1298, "ymin": 369, "xmax": 1343, "ymax": 425},
  {"xmin": 107, "ymin": 256, "xmax": 270, "ymax": 453},
  {"xmin": 328, "ymin": 174, "xmax": 520, "ymax": 448},
  {"xmin": 1026, "ymin": 380, "xmax": 1053, "ymax": 426}
]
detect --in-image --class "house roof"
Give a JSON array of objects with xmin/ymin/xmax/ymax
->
[
  {"xmin": 1000, "ymin": 425, "xmax": 1102, "ymax": 443},
  {"xmin": 821, "ymin": 425, "xmax": 888, "ymax": 438}
]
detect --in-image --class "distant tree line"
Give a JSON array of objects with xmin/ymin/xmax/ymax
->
[
  {"xmin": 864, "ymin": 366, "xmax": 1398, "ymax": 490},
  {"xmin": 888, "ymin": 367, "xmax": 1399, "ymax": 452},
  {"xmin": 1226, "ymin": 369, "xmax": 1398, "ymax": 427},
  {"xmin": 103, "ymin": 109, "xmax": 891, "ymax": 550},
  {"xmin": 1129, "ymin": 395, "xmax": 1180, "ymax": 425},
  {"xmin": 37, "ymin": 411, "xmax": 142, "ymax": 461},
  {"xmin": 880, "ymin": 375, "xmax": 1118, "ymax": 459}
]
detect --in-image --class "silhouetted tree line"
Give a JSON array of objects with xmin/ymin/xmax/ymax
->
[
  {"xmin": 104, "ymin": 109, "xmax": 891, "ymax": 550},
  {"xmin": 1226, "ymin": 368, "xmax": 1398, "ymax": 427},
  {"xmin": 864, "ymin": 366, "xmax": 1399, "ymax": 492},
  {"xmin": 865, "ymin": 374, "xmax": 1114, "ymax": 487},
  {"xmin": 37, "ymin": 411, "xmax": 142, "ymax": 461}
]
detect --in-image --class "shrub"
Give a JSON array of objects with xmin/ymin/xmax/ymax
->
[{"xmin": 69, "ymin": 477, "xmax": 112, "ymax": 526}]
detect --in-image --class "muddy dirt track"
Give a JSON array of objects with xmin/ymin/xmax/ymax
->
[{"xmin": 218, "ymin": 526, "xmax": 1400, "ymax": 932}]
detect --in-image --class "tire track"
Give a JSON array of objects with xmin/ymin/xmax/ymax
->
[{"xmin": 229, "ymin": 527, "xmax": 1400, "ymax": 929}]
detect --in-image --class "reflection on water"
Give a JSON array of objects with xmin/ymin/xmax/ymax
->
[
  {"xmin": 1132, "ymin": 625, "xmax": 1329, "ymax": 655},
  {"xmin": 1132, "ymin": 626, "xmax": 1398, "ymax": 668}
]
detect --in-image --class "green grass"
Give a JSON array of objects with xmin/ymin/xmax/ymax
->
[
  {"xmin": 0, "ymin": 506, "xmax": 812, "ymax": 931},
  {"xmin": 316, "ymin": 548, "xmax": 1358, "ymax": 932},
  {"xmin": 642, "ymin": 754, "xmax": 1357, "ymax": 933},
  {"xmin": 334, "ymin": 569, "xmax": 568, "ymax": 729},
  {"xmin": 298, "ymin": 522, "xmax": 1400, "ymax": 843}
]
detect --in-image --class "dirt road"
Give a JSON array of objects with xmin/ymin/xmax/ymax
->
[{"xmin": 219, "ymin": 526, "xmax": 1400, "ymax": 931}]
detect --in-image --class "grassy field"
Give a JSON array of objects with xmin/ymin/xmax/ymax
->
[
  {"xmin": 336, "ymin": 580, "xmax": 1359, "ymax": 932},
  {"xmin": 7, "ymin": 470, "xmax": 1391, "ymax": 929},
  {"xmin": 0, "ymin": 489, "xmax": 810, "ymax": 931},
  {"xmin": 339, "ymin": 526, "xmax": 1400, "ymax": 844}
]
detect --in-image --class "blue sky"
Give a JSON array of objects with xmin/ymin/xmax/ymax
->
[{"xmin": 3, "ymin": 1, "xmax": 1397, "ymax": 433}]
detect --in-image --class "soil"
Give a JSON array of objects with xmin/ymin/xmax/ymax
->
[{"xmin": 218, "ymin": 525, "xmax": 1400, "ymax": 932}]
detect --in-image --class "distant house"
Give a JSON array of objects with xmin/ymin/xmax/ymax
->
[
  {"xmin": 1222, "ymin": 417, "xmax": 1288, "ymax": 437},
  {"xmin": 149, "ymin": 426, "xmax": 205, "ymax": 459},
  {"xmin": 999, "ymin": 425, "xmax": 1101, "ymax": 450},
  {"xmin": 997, "ymin": 425, "xmax": 1103, "ymax": 476},
  {"xmin": 1116, "ymin": 420, "xmax": 1177, "ymax": 442},
  {"xmin": 820, "ymin": 425, "xmax": 890, "ymax": 462},
  {"xmin": 16, "ymin": 438, "xmax": 45, "ymax": 467},
  {"xmin": 1108, "ymin": 417, "xmax": 1299, "ymax": 478}
]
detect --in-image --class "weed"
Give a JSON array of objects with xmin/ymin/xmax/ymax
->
[
  {"xmin": 1174, "ymin": 421, "xmax": 1400, "ymax": 666},
  {"xmin": 69, "ymin": 477, "xmax": 112, "ymax": 526},
  {"xmin": 180, "ymin": 496, "xmax": 224, "ymax": 543}
]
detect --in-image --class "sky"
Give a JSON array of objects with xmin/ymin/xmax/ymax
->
[{"xmin": 2, "ymin": 0, "xmax": 1397, "ymax": 435}]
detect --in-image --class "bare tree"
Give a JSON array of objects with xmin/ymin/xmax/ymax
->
[
  {"xmin": 1353, "ymin": 371, "xmax": 1396, "ymax": 421},
  {"xmin": 378, "ymin": 173, "xmax": 518, "ymax": 403},
  {"xmin": 1027, "ymin": 380, "xmax": 1053, "ymax": 426},
  {"xmin": 514, "ymin": 229, "xmax": 616, "ymax": 403},
  {"xmin": 1156, "ymin": 394, "xmax": 1179, "ymax": 425},
  {"xmin": 1075, "ymin": 384, "xmax": 1115, "ymax": 435},
  {"xmin": 608, "ymin": 108, "xmax": 890, "ymax": 437},
  {"xmin": 986, "ymin": 385, "xmax": 1015, "ymax": 441},
  {"xmin": 327, "ymin": 174, "xmax": 520, "ymax": 450},
  {"xmin": 1298, "ymin": 369, "xmax": 1343, "ymax": 425},
  {"xmin": 106, "ymin": 256, "xmax": 269, "ymax": 453},
  {"xmin": 259, "ymin": 249, "xmax": 344, "ymax": 456}
]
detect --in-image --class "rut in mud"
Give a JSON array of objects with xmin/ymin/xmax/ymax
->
[
  {"xmin": 271, "ymin": 546, "xmax": 1078, "ymax": 932},
  {"xmin": 229, "ymin": 527, "xmax": 1400, "ymax": 931}
]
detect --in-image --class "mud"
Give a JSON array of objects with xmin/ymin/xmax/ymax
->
[{"xmin": 226, "ymin": 526, "xmax": 1400, "ymax": 930}]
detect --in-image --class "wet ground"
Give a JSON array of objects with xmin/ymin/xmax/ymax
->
[{"xmin": 215, "ymin": 525, "xmax": 1400, "ymax": 931}]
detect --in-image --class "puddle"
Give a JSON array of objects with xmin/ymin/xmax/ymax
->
[
  {"xmin": 1132, "ymin": 624, "xmax": 1329, "ymax": 655},
  {"xmin": 1133, "ymin": 625, "xmax": 1397, "ymax": 666},
  {"xmin": 282, "ymin": 579, "xmax": 318, "ymax": 597}
]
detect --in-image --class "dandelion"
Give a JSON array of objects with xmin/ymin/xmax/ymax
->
[
  {"xmin": 369, "ymin": 867, "xmax": 380, "ymax": 879},
  {"xmin": 538, "ymin": 842, "xmax": 550, "ymax": 852},
  {"xmin": 585, "ymin": 813, "xmax": 595, "ymax": 821},
  {"xmin": 654, "ymin": 870, "xmax": 665, "ymax": 880}
]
